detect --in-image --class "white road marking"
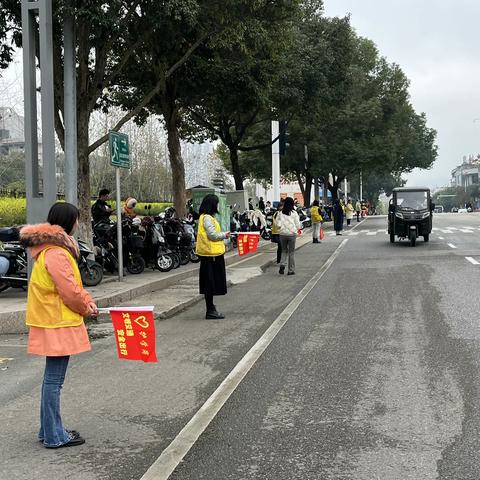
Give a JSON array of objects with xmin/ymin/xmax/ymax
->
[
  {"xmin": 439, "ymin": 236, "xmax": 445, "ymax": 240},
  {"xmin": 139, "ymin": 240, "xmax": 350, "ymax": 480},
  {"xmin": 466, "ymin": 257, "xmax": 480, "ymax": 265},
  {"xmin": 460, "ymin": 229, "xmax": 473, "ymax": 233},
  {"xmin": 366, "ymin": 232, "xmax": 377, "ymax": 236},
  {"xmin": 448, "ymin": 243, "xmax": 457, "ymax": 249},
  {"xmin": 449, "ymin": 227, "xmax": 458, "ymax": 231},
  {"xmin": 347, "ymin": 231, "xmax": 360, "ymax": 236}
]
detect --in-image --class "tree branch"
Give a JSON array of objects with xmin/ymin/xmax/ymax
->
[
  {"xmin": 87, "ymin": 79, "xmax": 163, "ymax": 154},
  {"xmin": 165, "ymin": 33, "xmax": 208, "ymax": 78}
]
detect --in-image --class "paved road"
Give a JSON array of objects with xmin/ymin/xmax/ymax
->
[{"xmin": 2, "ymin": 213, "xmax": 480, "ymax": 479}]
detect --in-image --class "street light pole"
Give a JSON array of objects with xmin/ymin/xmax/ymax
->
[{"xmin": 272, "ymin": 121, "xmax": 280, "ymax": 201}]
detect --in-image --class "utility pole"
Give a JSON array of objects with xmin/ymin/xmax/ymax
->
[
  {"xmin": 360, "ymin": 170, "xmax": 363, "ymax": 201},
  {"xmin": 22, "ymin": 0, "xmax": 56, "ymax": 224},
  {"xmin": 63, "ymin": 0, "xmax": 78, "ymax": 206},
  {"xmin": 272, "ymin": 121, "xmax": 280, "ymax": 202}
]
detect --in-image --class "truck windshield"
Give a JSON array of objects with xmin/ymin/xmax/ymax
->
[{"xmin": 396, "ymin": 191, "xmax": 428, "ymax": 210}]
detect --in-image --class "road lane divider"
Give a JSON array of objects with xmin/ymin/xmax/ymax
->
[
  {"xmin": 448, "ymin": 243, "xmax": 457, "ymax": 249},
  {"xmin": 140, "ymin": 239, "xmax": 350, "ymax": 480},
  {"xmin": 466, "ymin": 257, "xmax": 480, "ymax": 265}
]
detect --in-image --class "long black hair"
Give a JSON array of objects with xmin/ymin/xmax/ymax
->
[
  {"xmin": 47, "ymin": 202, "xmax": 79, "ymax": 234},
  {"xmin": 282, "ymin": 197, "xmax": 295, "ymax": 215},
  {"xmin": 199, "ymin": 194, "xmax": 219, "ymax": 216}
]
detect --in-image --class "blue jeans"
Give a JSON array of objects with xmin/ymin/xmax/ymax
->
[{"xmin": 39, "ymin": 356, "xmax": 71, "ymax": 447}]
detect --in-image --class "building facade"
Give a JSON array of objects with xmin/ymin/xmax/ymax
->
[{"xmin": 451, "ymin": 155, "xmax": 480, "ymax": 188}]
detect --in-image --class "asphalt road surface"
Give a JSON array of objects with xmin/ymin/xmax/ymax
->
[{"xmin": 2, "ymin": 213, "xmax": 480, "ymax": 479}]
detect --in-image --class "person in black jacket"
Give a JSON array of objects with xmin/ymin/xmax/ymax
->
[{"xmin": 91, "ymin": 189, "xmax": 113, "ymax": 224}]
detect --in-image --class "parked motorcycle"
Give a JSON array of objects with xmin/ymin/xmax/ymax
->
[
  {"xmin": 77, "ymin": 240, "xmax": 104, "ymax": 286},
  {"xmin": 141, "ymin": 214, "xmax": 175, "ymax": 272},
  {"xmin": 0, "ymin": 228, "xmax": 27, "ymax": 292}
]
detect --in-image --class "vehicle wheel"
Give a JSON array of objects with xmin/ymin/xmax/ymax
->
[
  {"xmin": 390, "ymin": 233, "xmax": 395, "ymax": 244},
  {"xmin": 179, "ymin": 251, "xmax": 190, "ymax": 266},
  {"xmin": 156, "ymin": 254, "xmax": 174, "ymax": 272},
  {"xmin": 424, "ymin": 234, "xmax": 429, "ymax": 243},
  {"xmin": 171, "ymin": 253, "xmax": 181, "ymax": 269},
  {"xmin": 0, "ymin": 281, "xmax": 10, "ymax": 293},
  {"xmin": 79, "ymin": 262, "xmax": 104, "ymax": 287},
  {"xmin": 410, "ymin": 233, "xmax": 417, "ymax": 247},
  {"xmin": 127, "ymin": 255, "xmax": 145, "ymax": 274},
  {"xmin": 261, "ymin": 230, "xmax": 271, "ymax": 241},
  {"xmin": 189, "ymin": 250, "xmax": 200, "ymax": 263}
]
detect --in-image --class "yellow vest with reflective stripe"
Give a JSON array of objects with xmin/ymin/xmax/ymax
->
[
  {"xmin": 26, "ymin": 247, "xmax": 84, "ymax": 328},
  {"xmin": 196, "ymin": 214, "xmax": 226, "ymax": 257}
]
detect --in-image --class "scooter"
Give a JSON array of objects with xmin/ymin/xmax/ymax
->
[{"xmin": 77, "ymin": 240, "xmax": 104, "ymax": 286}]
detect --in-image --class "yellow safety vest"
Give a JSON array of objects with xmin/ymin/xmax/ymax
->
[
  {"xmin": 272, "ymin": 211, "xmax": 280, "ymax": 235},
  {"xmin": 26, "ymin": 247, "xmax": 84, "ymax": 328},
  {"xmin": 311, "ymin": 206, "xmax": 323, "ymax": 224},
  {"xmin": 196, "ymin": 214, "xmax": 226, "ymax": 257}
]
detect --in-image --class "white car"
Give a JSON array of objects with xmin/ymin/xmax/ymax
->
[{"xmin": 458, "ymin": 208, "xmax": 468, "ymax": 213}]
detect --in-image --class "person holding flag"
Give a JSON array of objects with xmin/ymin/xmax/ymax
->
[
  {"xmin": 196, "ymin": 194, "xmax": 231, "ymax": 319},
  {"xmin": 20, "ymin": 203, "xmax": 98, "ymax": 449}
]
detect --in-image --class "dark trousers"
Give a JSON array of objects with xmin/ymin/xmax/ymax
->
[
  {"xmin": 205, "ymin": 294, "xmax": 215, "ymax": 312},
  {"xmin": 277, "ymin": 243, "xmax": 282, "ymax": 264}
]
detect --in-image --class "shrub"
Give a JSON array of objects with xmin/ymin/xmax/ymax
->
[
  {"xmin": 0, "ymin": 197, "xmax": 173, "ymax": 227},
  {"xmin": 0, "ymin": 197, "xmax": 26, "ymax": 227}
]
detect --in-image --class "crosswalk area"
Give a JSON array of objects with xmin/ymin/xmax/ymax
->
[{"xmin": 326, "ymin": 226, "xmax": 480, "ymax": 237}]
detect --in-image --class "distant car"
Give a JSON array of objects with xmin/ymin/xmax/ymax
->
[
  {"xmin": 458, "ymin": 208, "xmax": 468, "ymax": 213},
  {"xmin": 434, "ymin": 206, "xmax": 444, "ymax": 213},
  {"xmin": 451, "ymin": 207, "xmax": 459, "ymax": 213}
]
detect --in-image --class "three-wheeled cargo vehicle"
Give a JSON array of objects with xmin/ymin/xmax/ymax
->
[{"xmin": 388, "ymin": 187, "xmax": 434, "ymax": 247}]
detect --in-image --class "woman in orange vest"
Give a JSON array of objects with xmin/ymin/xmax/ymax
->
[
  {"xmin": 20, "ymin": 203, "xmax": 98, "ymax": 448},
  {"xmin": 195, "ymin": 194, "xmax": 230, "ymax": 319}
]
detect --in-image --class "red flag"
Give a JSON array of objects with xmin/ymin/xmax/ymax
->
[
  {"xmin": 110, "ymin": 307, "xmax": 158, "ymax": 362},
  {"xmin": 237, "ymin": 233, "xmax": 260, "ymax": 257}
]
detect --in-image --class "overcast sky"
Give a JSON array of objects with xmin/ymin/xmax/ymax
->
[{"xmin": 324, "ymin": 0, "xmax": 480, "ymax": 188}]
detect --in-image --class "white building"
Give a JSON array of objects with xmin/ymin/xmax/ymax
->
[
  {"xmin": 0, "ymin": 107, "xmax": 25, "ymax": 154},
  {"xmin": 451, "ymin": 155, "xmax": 480, "ymax": 188}
]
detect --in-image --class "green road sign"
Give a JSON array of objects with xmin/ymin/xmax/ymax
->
[{"xmin": 109, "ymin": 131, "xmax": 130, "ymax": 168}]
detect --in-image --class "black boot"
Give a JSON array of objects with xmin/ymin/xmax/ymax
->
[
  {"xmin": 279, "ymin": 265, "xmax": 285, "ymax": 275},
  {"xmin": 206, "ymin": 309, "xmax": 225, "ymax": 320}
]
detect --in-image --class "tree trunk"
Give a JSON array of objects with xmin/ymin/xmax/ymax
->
[
  {"xmin": 76, "ymin": 108, "xmax": 93, "ymax": 245},
  {"xmin": 164, "ymin": 97, "xmax": 186, "ymax": 218},
  {"xmin": 328, "ymin": 182, "xmax": 339, "ymax": 201},
  {"xmin": 229, "ymin": 147, "xmax": 244, "ymax": 191},
  {"xmin": 303, "ymin": 173, "xmax": 313, "ymax": 207},
  {"xmin": 295, "ymin": 171, "xmax": 305, "ymax": 202}
]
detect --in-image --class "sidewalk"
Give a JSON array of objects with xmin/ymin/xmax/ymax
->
[{"xmin": 0, "ymin": 229, "xmax": 321, "ymax": 334}]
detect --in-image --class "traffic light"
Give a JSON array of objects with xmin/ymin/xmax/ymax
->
[{"xmin": 279, "ymin": 120, "xmax": 290, "ymax": 156}]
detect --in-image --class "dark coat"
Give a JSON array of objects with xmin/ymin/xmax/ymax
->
[{"xmin": 333, "ymin": 203, "xmax": 344, "ymax": 231}]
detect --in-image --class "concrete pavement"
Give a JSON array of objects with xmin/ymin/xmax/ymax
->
[{"xmin": 5, "ymin": 213, "xmax": 480, "ymax": 479}]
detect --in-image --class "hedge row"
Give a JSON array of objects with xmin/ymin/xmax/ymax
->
[{"xmin": 0, "ymin": 197, "xmax": 172, "ymax": 227}]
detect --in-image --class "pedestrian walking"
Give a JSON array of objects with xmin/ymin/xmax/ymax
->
[
  {"xmin": 310, "ymin": 200, "xmax": 323, "ymax": 244},
  {"xmin": 196, "ymin": 194, "xmax": 230, "ymax": 319},
  {"xmin": 271, "ymin": 200, "xmax": 284, "ymax": 263},
  {"xmin": 258, "ymin": 196, "xmax": 266, "ymax": 212},
  {"xmin": 333, "ymin": 199, "xmax": 344, "ymax": 235},
  {"xmin": 355, "ymin": 200, "xmax": 361, "ymax": 222},
  {"xmin": 277, "ymin": 197, "xmax": 302, "ymax": 275},
  {"xmin": 20, "ymin": 203, "xmax": 98, "ymax": 449},
  {"xmin": 345, "ymin": 199, "xmax": 354, "ymax": 226}
]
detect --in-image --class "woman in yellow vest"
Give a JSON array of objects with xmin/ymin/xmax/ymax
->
[
  {"xmin": 20, "ymin": 203, "xmax": 98, "ymax": 449},
  {"xmin": 195, "ymin": 194, "xmax": 230, "ymax": 319},
  {"xmin": 310, "ymin": 200, "xmax": 323, "ymax": 244}
]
